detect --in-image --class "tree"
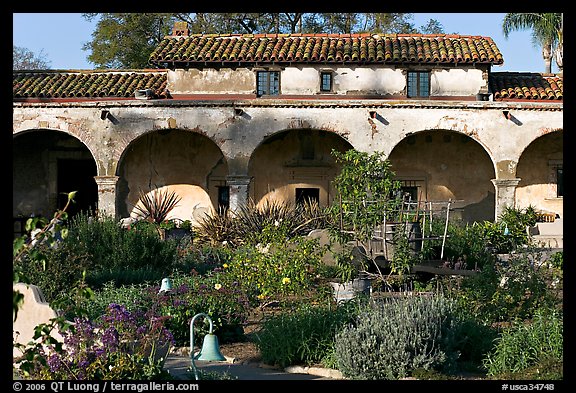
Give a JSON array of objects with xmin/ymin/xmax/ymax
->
[
  {"xmin": 13, "ymin": 46, "xmax": 51, "ymax": 70},
  {"xmin": 82, "ymin": 13, "xmax": 176, "ymax": 69},
  {"xmin": 419, "ymin": 19, "xmax": 445, "ymax": 34},
  {"xmin": 80, "ymin": 13, "xmax": 442, "ymax": 69},
  {"xmin": 502, "ymin": 13, "xmax": 563, "ymax": 73}
]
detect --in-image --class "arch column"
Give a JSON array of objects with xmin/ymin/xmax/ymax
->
[
  {"xmin": 491, "ymin": 178, "xmax": 521, "ymax": 220},
  {"xmin": 94, "ymin": 176, "xmax": 119, "ymax": 219},
  {"xmin": 226, "ymin": 175, "xmax": 251, "ymax": 213}
]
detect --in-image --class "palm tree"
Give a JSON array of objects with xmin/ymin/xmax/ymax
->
[{"xmin": 502, "ymin": 13, "xmax": 563, "ymax": 74}]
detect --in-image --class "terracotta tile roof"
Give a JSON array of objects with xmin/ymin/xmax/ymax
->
[
  {"xmin": 148, "ymin": 33, "xmax": 504, "ymax": 66},
  {"xmin": 12, "ymin": 68, "xmax": 562, "ymax": 103},
  {"xmin": 12, "ymin": 70, "xmax": 168, "ymax": 99},
  {"xmin": 489, "ymin": 72, "xmax": 563, "ymax": 101}
]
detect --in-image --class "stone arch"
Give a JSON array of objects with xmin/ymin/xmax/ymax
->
[
  {"xmin": 388, "ymin": 129, "xmax": 496, "ymax": 222},
  {"xmin": 116, "ymin": 128, "xmax": 228, "ymax": 224},
  {"xmin": 516, "ymin": 130, "xmax": 563, "ymax": 218},
  {"xmin": 248, "ymin": 128, "xmax": 354, "ymax": 208},
  {"xmin": 13, "ymin": 129, "xmax": 98, "ymax": 226}
]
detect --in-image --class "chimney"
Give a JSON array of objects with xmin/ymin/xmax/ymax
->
[{"xmin": 172, "ymin": 21, "xmax": 189, "ymax": 36}]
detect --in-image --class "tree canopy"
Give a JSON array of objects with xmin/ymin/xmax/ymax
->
[
  {"xmin": 13, "ymin": 45, "xmax": 51, "ymax": 70},
  {"xmin": 502, "ymin": 13, "xmax": 563, "ymax": 73},
  {"xmin": 81, "ymin": 13, "xmax": 444, "ymax": 69}
]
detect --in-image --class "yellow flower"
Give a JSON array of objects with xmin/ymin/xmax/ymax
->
[
  {"xmin": 214, "ymin": 283, "xmax": 222, "ymax": 290},
  {"xmin": 257, "ymin": 294, "xmax": 265, "ymax": 300},
  {"xmin": 282, "ymin": 277, "xmax": 291, "ymax": 285},
  {"xmin": 223, "ymin": 263, "xmax": 228, "ymax": 269}
]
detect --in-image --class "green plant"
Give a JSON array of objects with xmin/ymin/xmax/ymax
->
[
  {"xmin": 483, "ymin": 307, "xmax": 563, "ymax": 378},
  {"xmin": 255, "ymin": 301, "xmax": 363, "ymax": 368},
  {"xmin": 333, "ymin": 294, "xmax": 463, "ymax": 380},
  {"xmin": 224, "ymin": 236, "xmax": 328, "ymax": 304},
  {"xmin": 327, "ymin": 149, "xmax": 404, "ymax": 281},
  {"xmin": 159, "ymin": 219, "xmax": 178, "ymax": 230},
  {"xmin": 329, "ymin": 149, "xmax": 402, "ymax": 242},
  {"xmin": 453, "ymin": 246, "xmax": 560, "ymax": 324},
  {"xmin": 133, "ymin": 187, "xmax": 181, "ymax": 225},
  {"xmin": 13, "ymin": 192, "xmax": 76, "ymax": 320},
  {"xmin": 233, "ymin": 199, "xmax": 304, "ymax": 246},
  {"xmin": 63, "ymin": 213, "xmax": 179, "ymax": 287},
  {"xmin": 194, "ymin": 207, "xmax": 238, "ymax": 246},
  {"xmin": 157, "ymin": 273, "xmax": 251, "ymax": 346},
  {"xmin": 14, "ymin": 303, "xmax": 174, "ymax": 380}
]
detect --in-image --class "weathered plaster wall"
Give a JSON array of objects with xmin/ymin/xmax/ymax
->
[
  {"xmin": 248, "ymin": 129, "xmax": 352, "ymax": 207},
  {"xmin": 13, "ymin": 100, "xmax": 563, "ymax": 223},
  {"xmin": 389, "ymin": 130, "xmax": 496, "ymax": 222},
  {"xmin": 516, "ymin": 131, "xmax": 563, "ymax": 218},
  {"xmin": 170, "ymin": 68, "xmax": 256, "ymax": 94},
  {"xmin": 430, "ymin": 69, "xmax": 486, "ymax": 96},
  {"xmin": 116, "ymin": 129, "xmax": 228, "ymax": 222},
  {"xmin": 167, "ymin": 65, "xmax": 486, "ymax": 96}
]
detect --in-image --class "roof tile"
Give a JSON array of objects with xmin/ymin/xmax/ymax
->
[
  {"xmin": 489, "ymin": 72, "xmax": 562, "ymax": 101},
  {"xmin": 148, "ymin": 33, "xmax": 504, "ymax": 66},
  {"xmin": 13, "ymin": 70, "xmax": 168, "ymax": 100}
]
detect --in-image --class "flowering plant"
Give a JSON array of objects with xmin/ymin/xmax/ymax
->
[
  {"xmin": 14, "ymin": 303, "xmax": 175, "ymax": 380},
  {"xmin": 156, "ymin": 273, "xmax": 250, "ymax": 346}
]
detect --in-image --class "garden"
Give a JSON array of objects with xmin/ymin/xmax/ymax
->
[{"xmin": 13, "ymin": 150, "xmax": 563, "ymax": 381}]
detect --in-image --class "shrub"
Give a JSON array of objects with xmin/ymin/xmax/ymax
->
[
  {"xmin": 64, "ymin": 213, "xmax": 179, "ymax": 287},
  {"xmin": 255, "ymin": 300, "xmax": 363, "ymax": 368},
  {"xmin": 333, "ymin": 294, "xmax": 462, "ymax": 380},
  {"xmin": 453, "ymin": 246, "xmax": 560, "ymax": 324},
  {"xmin": 81, "ymin": 282, "xmax": 155, "ymax": 321},
  {"xmin": 224, "ymin": 236, "xmax": 328, "ymax": 304},
  {"xmin": 423, "ymin": 218, "xmax": 497, "ymax": 271},
  {"xmin": 157, "ymin": 272, "xmax": 251, "ymax": 346},
  {"xmin": 15, "ymin": 236, "xmax": 92, "ymax": 306},
  {"xmin": 15, "ymin": 303, "xmax": 174, "ymax": 380},
  {"xmin": 174, "ymin": 244, "xmax": 232, "ymax": 275},
  {"xmin": 483, "ymin": 307, "xmax": 563, "ymax": 378}
]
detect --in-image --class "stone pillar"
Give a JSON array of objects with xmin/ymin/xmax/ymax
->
[
  {"xmin": 94, "ymin": 176, "xmax": 119, "ymax": 219},
  {"xmin": 226, "ymin": 175, "xmax": 251, "ymax": 213},
  {"xmin": 491, "ymin": 178, "xmax": 521, "ymax": 221}
]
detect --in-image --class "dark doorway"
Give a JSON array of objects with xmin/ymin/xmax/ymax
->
[
  {"xmin": 57, "ymin": 159, "xmax": 98, "ymax": 217},
  {"xmin": 296, "ymin": 187, "xmax": 320, "ymax": 206},
  {"xmin": 218, "ymin": 186, "xmax": 230, "ymax": 213}
]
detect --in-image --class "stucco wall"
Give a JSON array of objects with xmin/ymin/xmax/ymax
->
[
  {"xmin": 248, "ymin": 129, "xmax": 352, "ymax": 206},
  {"xmin": 13, "ymin": 100, "xmax": 562, "ymax": 223},
  {"xmin": 116, "ymin": 129, "xmax": 228, "ymax": 222},
  {"xmin": 516, "ymin": 131, "xmax": 563, "ymax": 218},
  {"xmin": 389, "ymin": 130, "xmax": 496, "ymax": 222},
  {"xmin": 168, "ymin": 65, "xmax": 486, "ymax": 97}
]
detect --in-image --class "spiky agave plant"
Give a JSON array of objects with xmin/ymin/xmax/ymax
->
[
  {"xmin": 133, "ymin": 187, "xmax": 181, "ymax": 225},
  {"xmin": 194, "ymin": 206, "xmax": 239, "ymax": 246}
]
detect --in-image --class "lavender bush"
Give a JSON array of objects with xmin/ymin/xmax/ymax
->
[{"xmin": 14, "ymin": 303, "xmax": 175, "ymax": 380}]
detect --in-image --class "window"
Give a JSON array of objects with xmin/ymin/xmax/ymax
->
[
  {"xmin": 407, "ymin": 71, "xmax": 430, "ymax": 98},
  {"xmin": 320, "ymin": 71, "xmax": 333, "ymax": 92},
  {"xmin": 557, "ymin": 167, "xmax": 563, "ymax": 197},
  {"xmin": 296, "ymin": 188, "xmax": 319, "ymax": 206},
  {"xmin": 257, "ymin": 71, "xmax": 280, "ymax": 96}
]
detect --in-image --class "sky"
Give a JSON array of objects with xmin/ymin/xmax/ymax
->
[{"xmin": 12, "ymin": 13, "xmax": 559, "ymax": 73}]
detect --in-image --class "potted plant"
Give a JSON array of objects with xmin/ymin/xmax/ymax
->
[{"xmin": 329, "ymin": 248, "xmax": 372, "ymax": 303}]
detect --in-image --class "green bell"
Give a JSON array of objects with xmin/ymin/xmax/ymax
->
[
  {"xmin": 195, "ymin": 333, "xmax": 226, "ymax": 361},
  {"xmin": 159, "ymin": 277, "xmax": 173, "ymax": 293}
]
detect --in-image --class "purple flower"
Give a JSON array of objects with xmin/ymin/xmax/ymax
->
[{"xmin": 47, "ymin": 353, "xmax": 63, "ymax": 372}]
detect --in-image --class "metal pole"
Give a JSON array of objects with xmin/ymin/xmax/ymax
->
[
  {"xmin": 440, "ymin": 200, "xmax": 451, "ymax": 260},
  {"xmin": 190, "ymin": 313, "xmax": 214, "ymax": 380}
]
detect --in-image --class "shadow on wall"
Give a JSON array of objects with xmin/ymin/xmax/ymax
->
[{"xmin": 460, "ymin": 191, "xmax": 495, "ymax": 223}]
